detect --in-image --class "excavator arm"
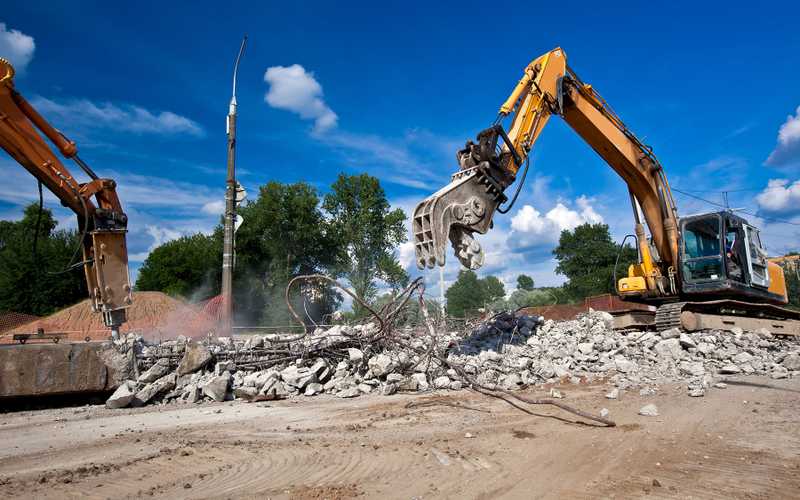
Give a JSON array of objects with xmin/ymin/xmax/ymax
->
[
  {"xmin": 0, "ymin": 58, "xmax": 132, "ymax": 331},
  {"xmin": 413, "ymin": 47, "xmax": 680, "ymax": 299}
]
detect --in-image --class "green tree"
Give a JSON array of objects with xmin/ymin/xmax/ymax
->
[
  {"xmin": 232, "ymin": 181, "xmax": 341, "ymax": 325},
  {"xmin": 516, "ymin": 274, "xmax": 535, "ymax": 291},
  {"xmin": 135, "ymin": 181, "xmax": 341, "ymax": 326},
  {"xmin": 445, "ymin": 271, "xmax": 507, "ymax": 316},
  {"xmin": 445, "ymin": 270, "xmax": 484, "ymax": 317},
  {"xmin": 0, "ymin": 204, "xmax": 87, "ymax": 316},
  {"xmin": 508, "ymin": 288, "xmax": 554, "ymax": 309},
  {"xmin": 780, "ymin": 260, "xmax": 799, "ymax": 309},
  {"xmin": 135, "ymin": 233, "xmax": 221, "ymax": 299},
  {"xmin": 323, "ymin": 173, "xmax": 408, "ymax": 316},
  {"xmin": 553, "ymin": 223, "xmax": 638, "ymax": 301},
  {"xmin": 481, "ymin": 275, "xmax": 505, "ymax": 303}
]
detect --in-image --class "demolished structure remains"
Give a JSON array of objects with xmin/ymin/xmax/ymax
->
[{"xmin": 105, "ymin": 276, "xmax": 800, "ymax": 430}]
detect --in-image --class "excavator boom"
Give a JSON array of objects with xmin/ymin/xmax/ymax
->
[
  {"xmin": 413, "ymin": 47, "xmax": 789, "ymax": 309},
  {"xmin": 0, "ymin": 58, "xmax": 132, "ymax": 331}
]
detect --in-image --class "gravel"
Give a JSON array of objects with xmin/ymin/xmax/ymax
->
[{"xmin": 106, "ymin": 310, "xmax": 800, "ymax": 409}]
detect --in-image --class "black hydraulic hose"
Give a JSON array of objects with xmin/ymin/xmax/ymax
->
[
  {"xmin": 613, "ymin": 234, "xmax": 637, "ymax": 294},
  {"xmin": 497, "ymin": 156, "xmax": 530, "ymax": 214},
  {"xmin": 32, "ymin": 180, "xmax": 43, "ymax": 267}
]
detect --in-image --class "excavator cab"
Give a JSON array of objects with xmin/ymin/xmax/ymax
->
[{"xmin": 679, "ymin": 211, "xmax": 785, "ymax": 303}]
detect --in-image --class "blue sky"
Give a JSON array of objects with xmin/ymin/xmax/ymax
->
[{"xmin": 2, "ymin": 1, "xmax": 800, "ymax": 297}]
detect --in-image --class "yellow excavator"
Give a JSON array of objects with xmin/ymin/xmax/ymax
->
[
  {"xmin": 0, "ymin": 58, "xmax": 132, "ymax": 336},
  {"xmin": 413, "ymin": 48, "xmax": 798, "ymax": 334}
]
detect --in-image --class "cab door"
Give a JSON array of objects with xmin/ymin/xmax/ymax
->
[{"xmin": 743, "ymin": 225, "xmax": 770, "ymax": 288}]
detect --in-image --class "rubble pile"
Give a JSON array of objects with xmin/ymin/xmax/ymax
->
[
  {"xmin": 444, "ymin": 312, "xmax": 800, "ymax": 398},
  {"xmin": 106, "ymin": 310, "xmax": 800, "ymax": 409}
]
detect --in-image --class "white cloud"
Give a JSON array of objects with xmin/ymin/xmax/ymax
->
[
  {"xmin": 397, "ymin": 241, "xmax": 415, "ymax": 270},
  {"xmin": 756, "ymin": 178, "xmax": 800, "ymax": 216},
  {"xmin": 765, "ymin": 105, "xmax": 800, "ymax": 169},
  {"xmin": 508, "ymin": 196, "xmax": 604, "ymax": 261},
  {"xmin": 511, "ymin": 196, "xmax": 603, "ymax": 241},
  {"xmin": 201, "ymin": 200, "xmax": 225, "ymax": 215},
  {"xmin": 0, "ymin": 22, "xmax": 34, "ymax": 72},
  {"xmin": 29, "ymin": 97, "xmax": 205, "ymax": 137},
  {"xmin": 264, "ymin": 64, "xmax": 338, "ymax": 133},
  {"xmin": 128, "ymin": 225, "xmax": 184, "ymax": 262},
  {"xmin": 262, "ymin": 64, "xmax": 454, "ymax": 189}
]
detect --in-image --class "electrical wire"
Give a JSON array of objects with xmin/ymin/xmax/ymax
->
[
  {"xmin": 30, "ymin": 176, "xmax": 93, "ymax": 276},
  {"xmin": 612, "ymin": 234, "xmax": 637, "ymax": 294},
  {"xmin": 672, "ymin": 187, "xmax": 800, "ymax": 226}
]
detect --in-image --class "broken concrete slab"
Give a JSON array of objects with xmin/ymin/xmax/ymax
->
[
  {"xmin": 347, "ymin": 348, "xmax": 364, "ymax": 363},
  {"xmin": 138, "ymin": 359, "xmax": 170, "ymax": 384},
  {"xmin": 202, "ymin": 372, "xmax": 231, "ymax": 402},
  {"xmin": 338, "ymin": 387, "xmax": 360, "ymax": 398},
  {"xmin": 0, "ymin": 342, "xmax": 133, "ymax": 398},
  {"xmin": 106, "ymin": 380, "xmax": 137, "ymax": 409},
  {"xmin": 234, "ymin": 386, "xmax": 259, "ymax": 401},
  {"xmin": 368, "ymin": 354, "xmax": 396, "ymax": 378},
  {"xmin": 305, "ymin": 383, "xmax": 323, "ymax": 396},
  {"xmin": 177, "ymin": 343, "xmax": 213, "ymax": 375},
  {"xmin": 133, "ymin": 373, "xmax": 176, "ymax": 407},
  {"xmin": 782, "ymin": 353, "xmax": 800, "ymax": 371},
  {"xmin": 260, "ymin": 378, "xmax": 288, "ymax": 400},
  {"xmin": 654, "ymin": 338, "xmax": 683, "ymax": 360},
  {"xmin": 280, "ymin": 365, "xmax": 316, "ymax": 389}
]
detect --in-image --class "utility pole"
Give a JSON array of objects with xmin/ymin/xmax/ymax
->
[{"xmin": 221, "ymin": 36, "xmax": 247, "ymax": 336}]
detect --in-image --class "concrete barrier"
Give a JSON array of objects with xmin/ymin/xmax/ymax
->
[{"xmin": 0, "ymin": 342, "xmax": 134, "ymax": 398}]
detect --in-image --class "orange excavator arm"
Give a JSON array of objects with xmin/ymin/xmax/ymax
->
[
  {"xmin": 0, "ymin": 58, "xmax": 132, "ymax": 331},
  {"xmin": 413, "ymin": 47, "xmax": 680, "ymax": 298}
]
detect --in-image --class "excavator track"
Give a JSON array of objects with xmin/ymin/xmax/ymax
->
[
  {"xmin": 654, "ymin": 300, "xmax": 800, "ymax": 336},
  {"xmin": 655, "ymin": 302, "xmax": 685, "ymax": 331}
]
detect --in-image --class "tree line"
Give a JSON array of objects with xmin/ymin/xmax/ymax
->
[
  {"xmin": 2, "ymin": 186, "xmax": 796, "ymax": 320},
  {"xmin": 135, "ymin": 173, "xmax": 407, "ymax": 325},
  {"xmin": 444, "ymin": 223, "xmax": 640, "ymax": 317}
]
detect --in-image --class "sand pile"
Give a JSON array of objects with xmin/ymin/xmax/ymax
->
[
  {"xmin": 0, "ymin": 311, "xmax": 40, "ymax": 334},
  {"xmin": 4, "ymin": 292, "xmax": 222, "ymax": 342}
]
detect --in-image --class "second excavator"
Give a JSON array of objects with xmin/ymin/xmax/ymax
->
[
  {"xmin": 413, "ymin": 47, "xmax": 798, "ymax": 334},
  {"xmin": 0, "ymin": 58, "xmax": 132, "ymax": 336}
]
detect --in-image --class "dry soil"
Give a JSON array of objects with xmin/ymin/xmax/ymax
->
[{"xmin": 1, "ymin": 376, "xmax": 799, "ymax": 499}]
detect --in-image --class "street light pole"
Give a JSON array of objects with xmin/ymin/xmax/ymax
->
[{"xmin": 221, "ymin": 35, "xmax": 247, "ymax": 336}]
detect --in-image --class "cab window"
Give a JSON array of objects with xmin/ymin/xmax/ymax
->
[{"xmin": 682, "ymin": 216, "xmax": 723, "ymax": 282}]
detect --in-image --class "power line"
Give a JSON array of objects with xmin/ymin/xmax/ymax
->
[
  {"xmin": 673, "ymin": 187, "xmax": 762, "ymax": 194},
  {"xmin": 672, "ymin": 188, "xmax": 800, "ymax": 226},
  {"xmin": 672, "ymin": 188, "xmax": 727, "ymax": 208}
]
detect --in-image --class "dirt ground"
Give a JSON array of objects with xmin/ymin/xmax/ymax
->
[{"xmin": 1, "ymin": 376, "xmax": 799, "ymax": 499}]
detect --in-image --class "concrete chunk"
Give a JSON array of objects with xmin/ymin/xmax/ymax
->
[
  {"xmin": 280, "ymin": 365, "xmax": 316, "ymax": 389},
  {"xmin": 106, "ymin": 380, "xmax": 137, "ymax": 409},
  {"xmin": 202, "ymin": 372, "xmax": 231, "ymax": 402},
  {"xmin": 654, "ymin": 338, "xmax": 683, "ymax": 360},
  {"xmin": 233, "ymin": 386, "xmax": 258, "ymax": 401},
  {"xmin": 368, "ymin": 354, "xmax": 396, "ymax": 378},
  {"xmin": 133, "ymin": 373, "xmax": 176, "ymax": 407},
  {"xmin": 338, "ymin": 387, "xmax": 360, "ymax": 398},
  {"xmin": 782, "ymin": 353, "xmax": 800, "ymax": 371},
  {"xmin": 639, "ymin": 403, "xmax": 659, "ymax": 417},
  {"xmin": 177, "ymin": 344, "xmax": 213, "ymax": 375},
  {"xmin": 137, "ymin": 359, "xmax": 170, "ymax": 384}
]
